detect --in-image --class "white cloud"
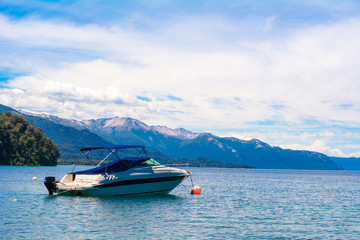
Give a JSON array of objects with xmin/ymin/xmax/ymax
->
[
  {"xmin": 1, "ymin": 8, "xmax": 360, "ymax": 157},
  {"xmin": 281, "ymin": 140, "xmax": 360, "ymax": 158},
  {"xmin": 263, "ymin": 15, "xmax": 277, "ymax": 32}
]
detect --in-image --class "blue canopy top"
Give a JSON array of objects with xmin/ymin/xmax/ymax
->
[
  {"xmin": 72, "ymin": 156, "xmax": 151, "ymax": 175},
  {"xmin": 80, "ymin": 145, "xmax": 145, "ymax": 152},
  {"xmin": 73, "ymin": 145, "xmax": 149, "ymax": 174}
]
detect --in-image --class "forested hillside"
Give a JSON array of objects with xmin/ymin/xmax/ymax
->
[{"xmin": 0, "ymin": 112, "xmax": 60, "ymax": 166}]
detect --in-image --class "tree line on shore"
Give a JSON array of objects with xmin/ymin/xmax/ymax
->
[{"xmin": 0, "ymin": 112, "xmax": 60, "ymax": 166}]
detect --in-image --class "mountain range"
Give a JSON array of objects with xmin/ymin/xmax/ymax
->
[
  {"xmin": 331, "ymin": 157, "xmax": 360, "ymax": 171},
  {"xmin": 0, "ymin": 104, "xmax": 348, "ymax": 170}
]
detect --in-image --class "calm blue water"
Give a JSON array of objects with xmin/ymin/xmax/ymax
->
[{"xmin": 1, "ymin": 166, "xmax": 360, "ymax": 239}]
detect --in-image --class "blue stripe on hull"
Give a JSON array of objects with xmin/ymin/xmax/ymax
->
[{"xmin": 96, "ymin": 176, "xmax": 184, "ymax": 189}]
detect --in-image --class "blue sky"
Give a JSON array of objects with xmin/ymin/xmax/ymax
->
[{"xmin": 1, "ymin": 0, "xmax": 360, "ymax": 157}]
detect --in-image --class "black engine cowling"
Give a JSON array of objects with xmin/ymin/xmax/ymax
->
[{"xmin": 44, "ymin": 176, "xmax": 57, "ymax": 195}]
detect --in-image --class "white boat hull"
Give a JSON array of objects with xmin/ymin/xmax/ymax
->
[{"xmin": 56, "ymin": 166, "xmax": 189, "ymax": 196}]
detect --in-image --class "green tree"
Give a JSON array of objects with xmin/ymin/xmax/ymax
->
[{"xmin": 0, "ymin": 112, "xmax": 60, "ymax": 166}]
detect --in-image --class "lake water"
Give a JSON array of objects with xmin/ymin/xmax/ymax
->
[{"xmin": 1, "ymin": 166, "xmax": 360, "ymax": 239}]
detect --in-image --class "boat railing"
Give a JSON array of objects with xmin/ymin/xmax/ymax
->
[
  {"xmin": 163, "ymin": 163, "xmax": 190, "ymax": 167},
  {"xmin": 133, "ymin": 163, "xmax": 190, "ymax": 171}
]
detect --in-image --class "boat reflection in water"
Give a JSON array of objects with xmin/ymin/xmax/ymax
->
[{"xmin": 44, "ymin": 145, "xmax": 190, "ymax": 196}]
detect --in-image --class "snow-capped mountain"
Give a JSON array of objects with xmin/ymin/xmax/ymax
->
[
  {"xmin": 151, "ymin": 126, "xmax": 198, "ymax": 139},
  {"xmin": 21, "ymin": 111, "xmax": 198, "ymax": 140}
]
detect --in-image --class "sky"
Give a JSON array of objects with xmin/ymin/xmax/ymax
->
[{"xmin": 1, "ymin": 0, "xmax": 360, "ymax": 157}]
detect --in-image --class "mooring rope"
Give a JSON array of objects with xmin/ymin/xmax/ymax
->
[
  {"xmin": 180, "ymin": 182, "xmax": 190, "ymax": 193},
  {"xmin": 189, "ymin": 174, "xmax": 195, "ymax": 187}
]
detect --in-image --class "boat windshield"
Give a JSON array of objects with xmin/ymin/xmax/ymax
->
[{"xmin": 140, "ymin": 158, "xmax": 161, "ymax": 166}]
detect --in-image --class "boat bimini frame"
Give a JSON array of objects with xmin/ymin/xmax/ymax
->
[{"xmin": 73, "ymin": 145, "xmax": 149, "ymax": 174}]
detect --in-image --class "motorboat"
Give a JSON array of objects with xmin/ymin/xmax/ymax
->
[{"xmin": 44, "ymin": 145, "xmax": 191, "ymax": 196}]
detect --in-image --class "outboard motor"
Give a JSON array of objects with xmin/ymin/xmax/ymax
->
[{"xmin": 44, "ymin": 176, "xmax": 57, "ymax": 195}]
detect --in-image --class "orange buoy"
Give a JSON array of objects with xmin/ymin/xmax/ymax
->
[{"xmin": 191, "ymin": 186, "xmax": 201, "ymax": 195}]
